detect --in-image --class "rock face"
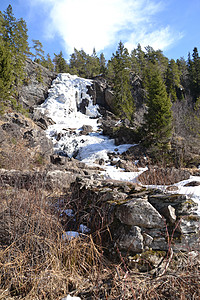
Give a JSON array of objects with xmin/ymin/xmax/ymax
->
[
  {"xmin": 19, "ymin": 58, "xmax": 57, "ymax": 110},
  {"xmin": 0, "ymin": 112, "xmax": 54, "ymax": 170},
  {"xmin": 87, "ymin": 76, "xmax": 114, "ymax": 111}
]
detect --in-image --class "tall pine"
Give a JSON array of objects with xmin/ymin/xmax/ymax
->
[
  {"xmin": 188, "ymin": 47, "xmax": 200, "ymax": 101},
  {"xmin": 144, "ymin": 64, "xmax": 172, "ymax": 152},
  {"xmin": 111, "ymin": 41, "xmax": 135, "ymax": 120}
]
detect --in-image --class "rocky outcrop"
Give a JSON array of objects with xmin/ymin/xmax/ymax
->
[
  {"xmin": 0, "ymin": 168, "xmax": 76, "ymax": 192},
  {"xmin": 88, "ymin": 76, "xmax": 114, "ymax": 111},
  {"xmin": 59, "ymin": 177, "xmax": 199, "ymax": 255},
  {"xmin": 19, "ymin": 58, "xmax": 57, "ymax": 110},
  {"xmin": 0, "ymin": 112, "xmax": 54, "ymax": 170}
]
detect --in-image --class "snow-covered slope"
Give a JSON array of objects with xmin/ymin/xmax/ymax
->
[
  {"xmin": 37, "ymin": 73, "xmax": 200, "ymax": 214},
  {"xmin": 38, "ymin": 73, "xmax": 134, "ymax": 165}
]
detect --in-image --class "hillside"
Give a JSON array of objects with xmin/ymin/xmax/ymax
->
[
  {"xmin": 0, "ymin": 58, "xmax": 200, "ymax": 299},
  {"xmin": 0, "ymin": 5, "xmax": 200, "ymax": 298}
]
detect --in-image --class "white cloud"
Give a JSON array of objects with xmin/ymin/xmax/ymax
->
[
  {"xmin": 125, "ymin": 26, "xmax": 184, "ymax": 52},
  {"xmin": 30, "ymin": 0, "xmax": 183, "ymax": 55}
]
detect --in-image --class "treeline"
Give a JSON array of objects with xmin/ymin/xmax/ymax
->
[
  {"xmin": 0, "ymin": 5, "xmax": 30, "ymax": 112},
  {"xmin": 0, "ymin": 5, "xmax": 200, "ymax": 158}
]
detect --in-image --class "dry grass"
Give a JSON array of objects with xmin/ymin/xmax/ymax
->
[{"xmin": 0, "ymin": 179, "xmax": 199, "ymax": 299}]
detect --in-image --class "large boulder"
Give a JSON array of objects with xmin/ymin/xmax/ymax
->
[{"xmin": 115, "ymin": 197, "xmax": 165, "ymax": 229}]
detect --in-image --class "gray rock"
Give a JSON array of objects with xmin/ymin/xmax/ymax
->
[
  {"xmin": 160, "ymin": 205, "xmax": 177, "ymax": 224},
  {"xmin": 144, "ymin": 228, "xmax": 168, "ymax": 251},
  {"xmin": 143, "ymin": 233, "xmax": 154, "ymax": 248},
  {"xmin": 32, "ymin": 109, "xmax": 55, "ymax": 130},
  {"xmin": 148, "ymin": 194, "xmax": 198, "ymax": 216},
  {"xmin": 116, "ymin": 226, "xmax": 144, "ymax": 253},
  {"xmin": 115, "ymin": 198, "xmax": 165, "ymax": 229},
  {"xmin": 19, "ymin": 58, "xmax": 57, "ymax": 109},
  {"xmin": 23, "ymin": 128, "xmax": 53, "ymax": 157},
  {"xmin": 0, "ymin": 169, "xmax": 77, "ymax": 192},
  {"xmin": 80, "ymin": 125, "xmax": 93, "ymax": 135}
]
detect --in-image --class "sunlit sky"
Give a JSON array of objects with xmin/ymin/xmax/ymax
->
[{"xmin": 1, "ymin": 0, "xmax": 200, "ymax": 61}]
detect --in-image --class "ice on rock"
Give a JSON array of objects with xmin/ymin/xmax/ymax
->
[
  {"xmin": 37, "ymin": 73, "xmax": 200, "ymax": 214},
  {"xmin": 40, "ymin": 73, "xmax": 99, "ymax": 123}
]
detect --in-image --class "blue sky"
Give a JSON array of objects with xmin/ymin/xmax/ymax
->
[{"xmin": 1, "ymin": 0, "xmax": 200, "ymax": 62}]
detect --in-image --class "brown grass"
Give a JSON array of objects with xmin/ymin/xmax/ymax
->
[{"xmin": 0, "ymin": 179, "xmax": 199, "ymax": 299}]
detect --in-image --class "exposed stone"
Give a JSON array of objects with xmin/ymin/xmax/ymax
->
[
  {"xmin": 32, "ymin": 109, "xmax": 55, "ymax": 130},
  {"xmin": 0, "ymin": 169, "xmax": 77, "ymax": 192},
  {"xmin": 87, "ymin": 76, "xmax": 114, "ymax": 111},
  {"xmin": 23, "ymin": 128, "xmax": 53, "ymax": 157},
  {"xmin": 166, "ymin": 186, "xmax": 179, "ymax": 191},
  {"xmin": 80, "ymin": 125, "xmax": 93, "ymax": 135},
  {"xmin": 143, "ymin": 228, "xmax": 168, "ymax": 251},
  {"xmin": 115, "ymin": 198, "xmax": 165, "ymax": 229},
  {"xmin": 19, "ymin": 58, "xmax": 57, "ymax": 110},
  {"xmin": 178, "ymin": 217, "xmax": 200, "ymax": 234},
  {"xmin": 148, "ymin": 193, "xmax": 198, "ymax": 216},
  {"xmin": 184, "ymin": 181, "xmax": 200, "ymax": 187},
  {"xmin": 143, "ymin": 233, "xmax": 154, "ymax": 248},
  {"xmin": 160, "ymin": 205, "xmax": 177, "ymax": 224},
  {"xmin": 116, "ymin": 225, "xmax": 144, "ymax": 253},
  {"xmin": 46, "ymin": 170, "xmax": 77, "ymax": 191}
]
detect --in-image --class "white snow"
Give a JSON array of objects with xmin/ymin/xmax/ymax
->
[
  {"xmin": 37, "ymin": 73, "xmax": 200, "ymax": 215},
  {"xmin": 63, "ymin": 209, "xmax": 74, "ymax": 217},
  {"xmin": 79, "ymin": 224, "xmax": 90, "ymax": 233},
  {"xmin": 62, "ymin": 295, "xmax": 81, "ymax": 300},
  {"xmin": 142, "ymin": 176, "xmax": 200, "ymax": 215},
  {"xmin": 62, "ymin": 231, "xmax": 79, "ymax": 241}
]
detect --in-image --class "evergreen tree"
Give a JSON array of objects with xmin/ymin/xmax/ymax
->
[
  {"xmin": 32, "ymin": 39, "xmax": 45, "ymax": 63},
  {"xmin": 176, "ymin": 57, "xmax": 188, "ymax": 92},
  {"xmin": 0, "ymin": 5, "xmax": 30, "ymax": 112},
  {"xmin": 144, "ymin": 64, "xmax": 172, "ymax": 151},
  {"xmin": 110, "ymin": 41, "xmax": 135, "ymax": 120},
  {"xmin": 85, "ymin": 48, "xmax": 100, "ymax": 78},
  {"xmin": 0, "ymin": 39, "xmax": 13, "ymax": 113},
  {"xmin": 41, "ymin": 53, "xmax": 54, "ymax": 71},
  {"xmin": 130, "ymin": 44, "xmax": 146, "ymax": 77},
  {"xmin": 165, "ymin": 59, "xmax": 181, "ymax": 101},
  {"xmin": 2, "ymin": 5, "xmax": 30, "ymax": 87},
  {"xmin": 188, "ymin": 47, "xmax": 200, "ymax": 101},
  {"xmin": 99, "ymin": 52, "xmax": 107, "ymax": 76},
  {"xmin": 53, "ymin": 51, "xmax": 69, "ymax": 73},
  {"xmin": 69, "ymin": 48, "xmax": 87, "ymax": 77}
]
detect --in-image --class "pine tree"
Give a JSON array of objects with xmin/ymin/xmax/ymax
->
[
  {"xmin": 0, "ymin": 5, "xmax": 29, "ymax": 112},
  {"xmin": 99, "ymin": 52, "xmax": 107, "ymax": 76},
  {"xmin": 188, "ymin": 47, "xmax": 200, "ymax": 101},
  {"xmin": 144, "ymin": 64, "xmax": 172, "ymax": 151},
  {"xmin": 165, "ymin": 59, "xmax": 181, "ymax": 101},
  {"xmin": 53, "ymin": 51, "xmax": 69, "ymax": 73},
  {"xmin": 41, "ymin": 53, "xmax": 54, "ymax": 71},
  {"xmin": 2, "ymin": 5, "xmax": 29, "ymax": 86},
  {"xmin": 85, "ymin": 48, "xmax": 100, "ymax": 78},
  {"xmin": 69, "ymin": 48, "xmax": 87, "ymax": 77},
  {"xmin": 0, "ymin": 39, "xmax": 13, "ymax": 113},
  {"xmin": 110, "ymin": 41, "xmax": 135, "ymax": 120},
  {"xmin": 32, "ymin": 39, "xmax": 45, "ymax": 63}
]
